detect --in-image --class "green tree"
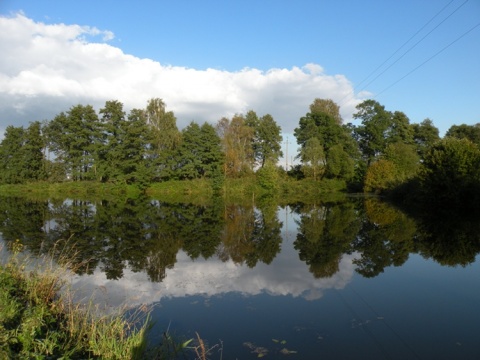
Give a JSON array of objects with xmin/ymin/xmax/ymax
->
[
  {"xmin": 363, "ymin": 159, "xmax": 397, "ymax": 193},
  {"xmin": 46, "ymin": 104, "xmax": 100, "ymax": 181},
  {"xmin": 295, "ymin": 99, "xmax": 358, "ymax": 180},
  {"xmin": 419, "ymin": 137, "xmax": 480, "ymax": 208},
  {"xmin": 383, "ymin": 142, "xmax": 419, "ymax": 182},
  {"xmin": 411, "ymin": 118, "xmax": 440, "ymax": 158},
  {"xmin": 300, "ymin": 137, "xmax": 325, "ymax": 180},
  {"xmin": 245, "ymin": 111, "xmax": 283, "ymax": 168},
  {"xmin": 309, "ymin": 98, "xmax": 342, "ymax": 124},
  {"xmin": 216, "ymin": 115, "xmax": 254, "ymax": 177},
  {"xmin": 326, "ymin": 144, "xmax": 355, "ymax": 180},
  {"xmin": 23, "ymin": 121, "xmax": 46, "ymax": 181},
  {"xmin": 145, "ymin": 98, "xmax": 181, "ymax": 180},
  {"xmin": 445, "ymin": 123, "xmax": 480, "ymax": 147},
  {"xmin": 387, "ymin": 111, "xmax": 414, "ymax": 145},
  {"xmin": 0, "ymin": 125, "xmax": 25, "ymax": 184},
  {"xmin": 175, "ymin": 121, "xmax": 224, "ymax": 180},
  {"xmin": 352, "ymin": 99, "xmax": 392, "ymax": 165},
  {"xmin": 97, "ymin": 100, "xmax": 128, "ymax": 182}
]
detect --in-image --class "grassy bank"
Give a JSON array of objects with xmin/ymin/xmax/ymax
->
[
  {"xmin": 0, "ymin": 240, "xmax": 153, "ymax": 359},
  {"xmin": 0, "ymin": 177, "xmax": 348, "ymax": 204}
]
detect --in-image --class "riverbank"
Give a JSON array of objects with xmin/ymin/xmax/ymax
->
[
  {"xmin": 0, "ymin": 240, "xmax": 152, "ymax": 359},
  {"xmin": 0, "ymin": 177, "xmax": 348, "ymax": 203}
]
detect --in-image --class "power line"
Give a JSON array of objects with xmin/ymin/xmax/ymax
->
[
  {"xmin": 357, "ymin": 0, "xmax": 469, "ymax": 94},
  {"xmin": 354, "ymin": 0, "xmax": 456, "ymax": 91},
  {"xmin": 339, "ymin": 0, "xmax": 470, "ymax": 107},
  {"xmin": 374, "ymin": 21, "xmax": 480, "ymax": 98}
]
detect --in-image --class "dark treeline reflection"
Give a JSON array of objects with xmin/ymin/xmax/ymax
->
[{"xmin": 1, "ymin": 196, "xmax": 480, "ymax": 282}]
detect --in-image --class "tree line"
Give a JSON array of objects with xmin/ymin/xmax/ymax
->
[{"xmin": 1, "ymin": 97, "xmax": 479, "ymax": 204}]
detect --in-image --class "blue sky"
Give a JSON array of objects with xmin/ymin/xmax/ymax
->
[{"xmin": 1, "ymin": 0, "xmax": 479, "ymax": 160}]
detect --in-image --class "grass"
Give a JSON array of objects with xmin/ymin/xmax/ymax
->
[
  {"xmin": 0, "ymin": 240, "xmax": 207, "ymax": 359},
  {"xmin": 0, "ymin": 177, "xmax": 349, "ymax": 205}
]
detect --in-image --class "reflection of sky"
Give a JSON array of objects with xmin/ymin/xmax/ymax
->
[
  {"xmin": 70, "ymin": 246, "xmax": 360, "ymax": 310},
  {"xmin": 2, "ymin": 206, "xmax": 359, "ymax": 312}
]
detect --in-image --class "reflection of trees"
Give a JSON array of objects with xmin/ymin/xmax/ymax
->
[
  {"xmin": 413, "ymin": 210, "xmax": 480, "ymax": 267},
  {"xmin": 293, "ymin": 202, "xmax": 361, "ymax": 278},
  {"xmin": 217, "ymin": 201, "xmax": 282, "ymax": 267},
  {"xmin": 0, "ymin": 197, "xmax": 49, "ymax": 251},
  {"xmin": 352, "ymin": 199, "xmax": 416, "ymax": 278}
]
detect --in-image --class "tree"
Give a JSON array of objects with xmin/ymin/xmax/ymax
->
[
  {"xmin": 97, "ymin": 100, "xmax": 128, "ymax": 182},
  {"xmin": 46, "ymin": 104, "xmax": 100, "ymax": 181},
  {"xmin": 245, "ymin": 111, "xmax": 283, "ymax": 168},
  {"xmin": 420, "ymin": 137, "xmax": 480, "ymax": 207},
  {"xmin": 145, "ymin": 98, "xmax": 181, "ymax": 153},
  {"xmin": 295, "ymin": 99, "xmax": 357, "ymax": 180},
  {"xmin": 383, "ymin": 142, "xmax": 419, "ymax": 182},
  {"xmin": 300, "ymin": 137, "xmax": 325, "ymax": 180},
  {"xmin": 309, "ymin": 98, "xmax": 342, "ymax": 124},
  {"xmin": 216, "ymin": 115, "xmax": 254, "ymax": 177},
  {"xmin": 0, "ymin": 125, "xmax": 25, "ymax": 184},
  {"xmin": 363, "ymin": 159, "xmax": 398, "ymax": 193},
  {"xmin": 445, "ymin": 123, "xmax": 480, "ymax": 147},
  {"xmin": 22, "ymin": 121, "xmax": 45, "ymax": 181},
  {"xmin": 175, "ymin": 122, "xmax": 224, "ymax": 180},
  {"xmin": 352, "ymin": 99, "xmax": 392, "ymax": 165},
  {"xmin": 411, "ymin": 118, "xmax": 440, "ymax": 158},
  {"xmin": 387, "ymin": 111, "xmax": 414, "ymax": 145},
  {"xmin": 326, "ymin": 144, "xmax": 354, "ymax": 180}
]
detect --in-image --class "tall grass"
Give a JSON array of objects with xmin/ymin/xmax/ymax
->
[
  {"xmin": 0, "ymin": 239, "xmax": 216, "ymax": 359},
  {"xmin": 0, "ymin": 239, "xmax": 151, "ymax": 359}
]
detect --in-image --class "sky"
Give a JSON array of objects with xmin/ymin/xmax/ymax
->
[{"xmin": 1, "ymin": 0, "xmax": 479, "ymax": 161}]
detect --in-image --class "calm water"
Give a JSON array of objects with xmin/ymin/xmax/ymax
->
[{"xmin": 1, "ymin": 195, "xmax": 480, "ymax": 359}]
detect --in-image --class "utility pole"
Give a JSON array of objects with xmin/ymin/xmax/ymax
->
[{"xmin": 285, "ymin": 137, "xmax": 291, "ymax": 171}]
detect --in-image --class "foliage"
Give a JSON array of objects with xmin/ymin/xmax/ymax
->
[
  {"xmin": 309, "ymin": 98, "xmax": 342, "ymax": 124},
  {"xmin": 245, "ymin": 111, "xmax": 283, "ymax": 168},
  {"xmin": 256, "ymin": 161, "xmax": 280, "ymax": 192},
  {"xmin": 445, "ymin": 123, "xmax": 480, "ymax": 146},
  {"xmin": 419, "ymin": 137, "xmax": 480, "ymax": 208},
  {"xmin": 216, "ymin": 114, "xmax": 254, "ymax": 178},
  {"xmin": 300, "ymin": 137, "xmax": 325, "ymax": 180},
  {"xmin": 411, "ymin": 118, "xmax": 440, "ymax": 158},
  {"xmin": 363, "ymin": 159, "xmax": 397, "ymax": 193}
]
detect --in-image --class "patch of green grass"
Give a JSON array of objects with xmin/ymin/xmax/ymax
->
[{"xmin": 0, "ymin": 240, "xmax": 153, "ymax": 359}]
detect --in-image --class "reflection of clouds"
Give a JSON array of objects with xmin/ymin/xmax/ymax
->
[{"xmin": 69, "ymin": 247, "xmax": 359, "ymax": 310}]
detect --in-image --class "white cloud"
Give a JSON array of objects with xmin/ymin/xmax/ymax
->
[
  {"xmin": 68, "ymin": 250, "xmax": 359, "ymax": 310},
  {"xmin": 0, "ymin": 13, "xmax": 366, "ymax": 140}
]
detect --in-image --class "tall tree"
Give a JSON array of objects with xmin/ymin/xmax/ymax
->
[
  {"xmin": 295, "ymin": 99, "xmax": 358, "ymax": 179},
  {"xmin": 309, "ymin": 98, "xmax": 342, "ymax": 124},
  {"xmin": 145, "ymin": 98, "xmax": 181, "ymax": 180},
  {"xmin": 300, "ymin": 137, "xmax": 325, "ymax": 180},
  {"xmin": 445, "ymin": 123, "xmax": 480, "ymax": 147},
  {"xmin": 420, "ymin": 137, "xmax": 480, "ymax": 207},
  {"xmin": 46, "ymin": 104, "xmax": 100, "ymax": 180},
  {"xmin": 0, "ymin": 125, "xmax": 25, "ymax": 184},
  {"xmin": 411, "ymin": 118, "xmax": 440, "ymax": 158},
  {"xmin": 216, "ymin": 115, "xmax": 254, "ymax": 177},
  {"xmin": 352, "ymin": 99, "xmax": 392, "ymax": 165},
  {"xmin": 247, "ymin": 114, "xmax": 283, "ymax": 168},
  {"xmin": 23, "ymin": 121, "xmax": 45, "ymax": 181},
  {"xmin": 145, "ymin": 98, "xmax": 180, "ymax": 153}
]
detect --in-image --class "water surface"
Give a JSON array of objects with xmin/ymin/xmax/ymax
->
[{"xmin": 1, "ymin": 195, "xmax": 479, "ymax": 359}]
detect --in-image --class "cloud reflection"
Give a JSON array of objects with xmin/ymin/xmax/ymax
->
[{"xmin": 69, "ymin": 248, "xmax": 359, "ymax": 309}]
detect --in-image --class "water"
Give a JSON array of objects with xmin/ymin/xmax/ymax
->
[{"xmin": 1, "ymin": 195, "xmax": 480, "ymax": 359}]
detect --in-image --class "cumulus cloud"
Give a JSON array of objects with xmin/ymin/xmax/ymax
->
[
  {"xmin": 69, "ymin": 250, "xmax": 359, "ymax": 310},
  {"xmin": 0, "ymin": 13, "xmax": 366, "ymax": 140}
]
